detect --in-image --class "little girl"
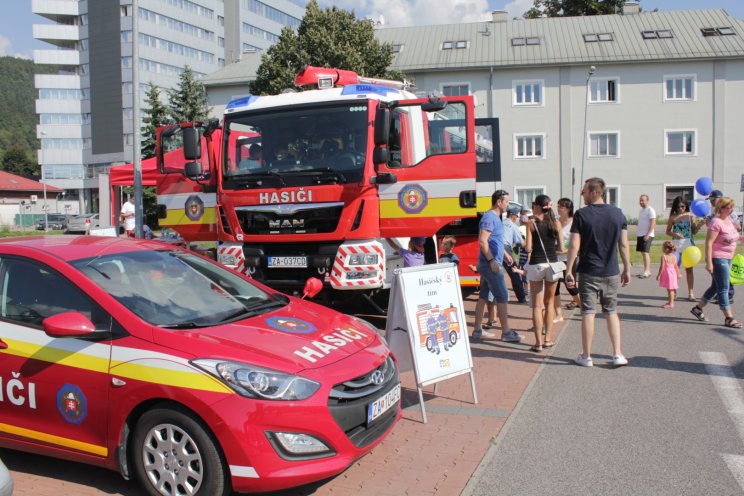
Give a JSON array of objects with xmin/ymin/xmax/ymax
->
[{"xmin": 656, "ymin": 240, "xmax": 681, "ymax": 309}]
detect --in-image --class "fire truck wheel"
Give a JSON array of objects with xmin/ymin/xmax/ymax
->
[
  {"xmin": 449, "ymin": 331, "xmax": 458, "ymax": 346},
  {"xmin": 425, "ymin": 336, "xmax": 434, "ymax": 352},
  {"xmin": 131, "ymin": 407, "xmax": 231, "ymax": 496}
]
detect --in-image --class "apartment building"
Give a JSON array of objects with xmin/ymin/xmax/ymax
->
[
  {"xmin": 374, "ymin": 5, "xmax": 744, "ymax": 215},
  {"xmin": 32, "ymin": 0, "xmax": 304, "ymax": 214}
]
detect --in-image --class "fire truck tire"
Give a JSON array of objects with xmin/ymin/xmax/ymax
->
[
  {"xmin": 449, "ymin": 331, "xmax": 458, "ymax": 346},
  {"xmin": 425, "ymin": 336, "xmax": 434, "ymax": 352},
  {"xmin": 131, "ymin": 407, "xmax": 231, "ymax": 496}
]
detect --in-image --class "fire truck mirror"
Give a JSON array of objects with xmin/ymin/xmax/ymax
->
[
  {"xmin": 421, "ymin": 96, "xmax": 447, "ymax": 112},
  {"xmin": 373, "ymin": 146, "xmax": 388, "ymax": 165},
  {"xmin": 183, "ymin": 127, "xmax": 201, "ymax": 160},
  {"xmin": 374, "ymin": 107, "xmax": 390, "ymax": 146},
  {"xmin": 184, "ymin": 161, "xmax": 203, "ymax": 180}
]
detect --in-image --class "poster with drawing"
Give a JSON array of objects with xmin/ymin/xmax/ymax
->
[{"xmin": 385, "ymin": 263, "xmax": 474, "ymax": 386}]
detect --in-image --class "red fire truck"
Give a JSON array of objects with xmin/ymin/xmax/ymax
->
[{"xmin": 156, "ymin": 66, "xmax": 499, "ymax": 304}]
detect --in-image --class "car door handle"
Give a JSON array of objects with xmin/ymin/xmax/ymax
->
[{"xmin": 0, "ymin": 338, "xmax": 7, "ymax": 350}]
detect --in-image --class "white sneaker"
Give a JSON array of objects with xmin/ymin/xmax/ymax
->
[
  {"xmin": 501, "ymin": 331, "xmax": 523, "ymax": 343},
  {"xmin": 575, "ymin": 354, "xmax": 593, "ymax": 367},
  {"xmin": 472, "ymin": 329, "xmax": 496, "ymax": 339},
  {"xmin": 613, "ymin": 355, "xmax": 628, "ymax": 368}
]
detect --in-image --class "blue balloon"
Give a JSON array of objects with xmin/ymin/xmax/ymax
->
[
  {"xmin": 695, "ymin": 177, "xmax": 713, "ymax": 196},
  {"xmin": 690, "ymin": 198, "xmax": 711, "ymax": 218}
]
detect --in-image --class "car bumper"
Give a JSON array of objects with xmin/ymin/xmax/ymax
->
[{"xmin": 211, "ymin": 349, "xmax": 401, "ymax": 493}]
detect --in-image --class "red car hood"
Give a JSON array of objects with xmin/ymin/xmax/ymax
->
[{"xmin": 151, "ymin": 299, "xmax": 380, "ymax": 372}]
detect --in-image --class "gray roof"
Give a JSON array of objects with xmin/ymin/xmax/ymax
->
[
  {"xmin": 202, "ymin": 52, "xmax": 262, "ymax": 87},
  {"xmin": 375, "ymin": 9, "xmax": 744, "ymax": 71}
]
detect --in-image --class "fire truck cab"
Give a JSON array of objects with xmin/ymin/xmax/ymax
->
[{"xmin": 157, "ymin": 66, "xmax": 498, "ymax": 301}]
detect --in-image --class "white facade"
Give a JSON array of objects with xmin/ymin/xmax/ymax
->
[{"xmin": 32, "ymin": 0, "xmax": 304, "ymax": 213}]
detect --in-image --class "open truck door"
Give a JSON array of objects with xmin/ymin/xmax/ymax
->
[
  {"xmin": 156, "ymin": 121, "xmax": 220, "ymax": 242},
  {"xmin": 372, "ymin": 96, "xmax": 478, "ymax": 238}
]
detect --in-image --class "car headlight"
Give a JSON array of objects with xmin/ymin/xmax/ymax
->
[
  {"xmin": 348, "ymin": 253, "xmax": 378, "ymax": 265},
  {"xmin": 192, "ymin": 359, "xmax": 320, "ymax": 400}
]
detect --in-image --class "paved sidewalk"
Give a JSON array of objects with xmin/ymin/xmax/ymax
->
[{"xmin": 3, "ymin": 288, "xmax": 573, "ymax": 496}]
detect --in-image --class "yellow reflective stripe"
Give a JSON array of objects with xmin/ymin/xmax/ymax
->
[
  {"xmin": 2, "ymin": 340, "xmax": 231, "ymax": 394},
  {"xmin": 0, "ymin": 422, "xmax": 107, "ymax": 456},
  {"xmin": 162, "ymin": 207, "xmax": 217, "ymax": 226},
  {"xmin": 477, "ymin": 196, "xmax": 495, "ymax": 212},
  {"xmin": 110, "ymin": 362, "xmax": 232, "ymax": 394},
  {"xmin": 3, "ymin": 338, "xmax": 109, "ymax": 373},
  {"xmin": 380, "ymin": 198, "xmax": 474, "ymax": 218}
]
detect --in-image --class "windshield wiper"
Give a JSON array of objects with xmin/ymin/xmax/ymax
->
[
  {"xmin": 238, "ymin": 171, "xmax": 287, "ymax": 188},
  {"xmin": 217, "ymin": 299, "xmax": 286, "ymax": 323},
  {"xmin": 159, "ymin": 321, "xmax": 214, "ymax": 329}
]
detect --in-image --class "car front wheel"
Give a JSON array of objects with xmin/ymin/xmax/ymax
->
[{"xmin": 131, "ymin": 407, "xmax": 230, "ymax": 496}]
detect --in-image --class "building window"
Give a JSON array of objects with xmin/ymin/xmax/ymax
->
[
  {"xmin": 583, "ymin": 33, "xmax": 613, "ymax": 42},
  {"xmin": 392, "ymin": 44, "xmax": 403, "ymax": 53},
  {"xmin": 515, "ymin": 188, "xmax": 545, "ymax": 207},
  {"xmin": 511, "ymin": 38, "xmax": 526, "ymax": 46},
  {"xmin": 514, "ymin": 134, "xmax": 545, "ymax": 159},
  {"xmin": 589, "ymin": 79, "xmax": 618, "ymax": 103},
  {"xmin": 657, "ymin": 30, "xmax": 673, "ymax": 38},
  {"xmin": 702, "ymin": 27, "xmax": 736, "ymax": 37},
  {"xmin": 604, "ymin": 186, "xmax": 619, "ymax": 207},
  {"xmin": 718, "ymin": 27, "xmax": 736, "ymax": 35},
  {"xmin": 665, "ymin": 186, "xmax": 694, "ymax": 208},
  {"xmin": 664, "ymin": 75, "xmax": 695, "ymax": 101},
  {"xmin": 455, "ymin": 40, "xmax": 468, "ymax": 49},
  {"xmin": 441, "ymin": 83, "xmax": 469, "ymax": 96},
  {"xmin": 442, "ymin": 41, "xmax": 453, "ymax": 50},
  {"xmin": 513, "ymin": 80, "xmax": 543, "ymax": 106},
  {"xmin": 589, "ymin": 132, "xmax": 619, "ymax": 157},
  {"xmin": 642, "ymin": 30, "xmax": 673, "ymax": 39},
  {"xmin": 665, "ymin": 130, "xmax": 696, "ymax": 155}
]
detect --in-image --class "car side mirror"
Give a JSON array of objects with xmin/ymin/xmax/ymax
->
[{"xmin": 43, "ymin": 312, "xmax": 96, "ymax": 338}]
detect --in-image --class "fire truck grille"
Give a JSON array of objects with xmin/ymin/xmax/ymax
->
[
  {"xmin": 236, "ymin": 203, "xmax": 344, "ymax": 235},
  {"xmin": 327, "ymin": 356, "xmax": 400, "ymax": 448}
]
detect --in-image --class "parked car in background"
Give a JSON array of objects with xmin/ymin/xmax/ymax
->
[
  {"xmin": 0, "ymin": 457, "xmax": 12, "ymax": 496},
  {"xmin": 64, "ymin": 213, "xmax": 99, "ymax": 234},
  {"xmin": 35, "ymin": 213, "xmax": 68, "ymax": 231}
]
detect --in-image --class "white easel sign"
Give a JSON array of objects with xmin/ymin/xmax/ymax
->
[{"xmin": 385, "ymin": 263, "xmax": 477, "ymax": 423}]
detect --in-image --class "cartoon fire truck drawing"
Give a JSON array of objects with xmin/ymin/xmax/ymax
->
[{"xmin": 415, "ymin": 303, "xmax": 461, "ymax": 354}]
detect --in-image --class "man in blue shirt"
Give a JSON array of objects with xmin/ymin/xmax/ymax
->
[
  {"xmin": 472, "ymin": 190, "xmax": 522, "ymax": 342},
  {"xmin": 503, "ymin": 206, "xmax": 527, "ymax": 303},
  {"xmin": 566, "ymin": 177, "xmax": 630, "ymax": 368}
]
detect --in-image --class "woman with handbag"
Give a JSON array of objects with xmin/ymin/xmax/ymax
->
[
  {"xmin": 690, "ymin": 196, "xmax": 742, "ymax": 328},
  {"xmin": 666, "ymin": 196, "xmax": 702, "ymax": 300},
  {"xmin": 524, "ymin": 194, "xmax": 565, "ymax": 352}
]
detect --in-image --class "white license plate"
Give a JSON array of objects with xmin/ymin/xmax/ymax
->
[
  {"xmin": 367, "ymin": 383, "xmax": 401, "ymax": 424},
  {"xmin": 268, "ymin": 256, "xmax": 307, "ymax": 268}
]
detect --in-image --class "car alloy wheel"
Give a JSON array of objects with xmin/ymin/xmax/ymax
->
[{"xmin": 132, "ymin": 407, "xmax": 230, "ymax": 496}]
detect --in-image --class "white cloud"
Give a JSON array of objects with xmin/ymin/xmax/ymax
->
[
  {"xmin": 501, "ymin": 0, "xmax": 535, "ymax": 19},
  {"xmin": 327, "ymin": 0, "xmax": 492, "ymax": 27},
  {"xmin": 0, "ymin": 34, "xmax": 12, "ymax": 56}
]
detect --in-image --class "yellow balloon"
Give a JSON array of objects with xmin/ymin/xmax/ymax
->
[{"xmin": 681, "ymin": 246, "xmax": 702, "ymax": 268}]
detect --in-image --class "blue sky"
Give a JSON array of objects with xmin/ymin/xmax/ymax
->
[{"xmin": 2, "ymin": 1, "xmax": 743, "ymax": 59}]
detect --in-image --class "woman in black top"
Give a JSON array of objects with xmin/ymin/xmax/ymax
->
[{"xmin": 524, "ymin": 194, "xmax": 564, "ymax": 352}]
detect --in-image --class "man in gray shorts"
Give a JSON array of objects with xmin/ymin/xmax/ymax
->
[{"xmin": 565, "ymin": 177, "xmax": 631, "ymax": 368}]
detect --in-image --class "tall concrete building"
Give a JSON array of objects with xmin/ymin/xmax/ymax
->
[{"xmin": 32, "ymin": 0, "xmax": 304, "ymax": 214}]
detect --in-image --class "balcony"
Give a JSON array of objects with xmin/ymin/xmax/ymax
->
[
  {"xmin": 33, "ymin": 24, "xmax": 80, "ymax": 47},
  {"xmin": 34, "ymin": 49, "xmax": 80, "ymax": 66},
  {"xmin": 32, "ymin": 0, "xmax": 80, "ymax": 21}
]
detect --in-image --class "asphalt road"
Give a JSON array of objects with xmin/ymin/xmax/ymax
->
[{"xmin": 464, "ymin": 268, "xmax": 744, "ymax": 496}]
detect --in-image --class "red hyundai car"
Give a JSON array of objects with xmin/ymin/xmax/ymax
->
[{"xmin": 0, "ymin": 236, "xmax": 400, "ymax": 495}]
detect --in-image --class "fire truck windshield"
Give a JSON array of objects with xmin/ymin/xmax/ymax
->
[{"xmin": 223, "ymin": 103, "xmax": 368, "ymax": 188}]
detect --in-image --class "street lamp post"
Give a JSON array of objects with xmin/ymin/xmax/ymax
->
[{"xmin": 578, "ymin": 65, "xmax": 596, "ymax": 205}]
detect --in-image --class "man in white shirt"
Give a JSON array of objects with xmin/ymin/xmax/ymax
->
[
  {"xmin": 121, "ymin": 197, "xmax": 136, "ymax": 237},
  {"xmin": 636, "ymin": 194, "xmax": 656, "ymax": 278}
]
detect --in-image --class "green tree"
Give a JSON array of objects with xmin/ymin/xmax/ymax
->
[
  {"xmin": 524, "ymin": 0, "xmax": 626, "ymax": 18},
  {"xmin": 141, "ymin": 82, "xmax": 171, "ymax": 159},
  {"xmin": 167, "ymin": 66, "xmax": 209, "ymax": 123},
  {"xmin": 250, "ymin": 0, "xmax": 402, "ymax": 95},
  {"xmin": 1, "ymin": 143, "xmax": 37, "ymax": 177}
]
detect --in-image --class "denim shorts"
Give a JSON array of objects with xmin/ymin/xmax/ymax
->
[
  {"xmin": 579, "ymin": 273, "xmax": 620, "ymax": 315},
  {"xmin": 478, "ymin": 260, "xmax": 509, "ymax": 304}
]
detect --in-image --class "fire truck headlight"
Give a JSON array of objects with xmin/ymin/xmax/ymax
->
[
  {"xmin": 192, "ymin": 359, "xmax": 320, "ymax": 400},
  {"xmin": 348, "ymin": 253, "xmax": 378, "ymax": 266}
]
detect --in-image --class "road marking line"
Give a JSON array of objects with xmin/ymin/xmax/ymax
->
[{"xmin": 700, "ymin": 351, "xmax": 744, "ymax": 492}]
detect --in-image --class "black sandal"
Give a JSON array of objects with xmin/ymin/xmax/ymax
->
[
  {"xmin": 691, "ymin": 306, "xmax": 709, "ymax": 322},
  {"xmin": 725, "ymin": 318, "xmax": 743, "ymax": 329}
]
